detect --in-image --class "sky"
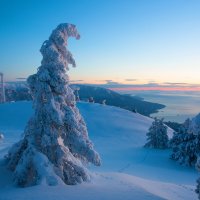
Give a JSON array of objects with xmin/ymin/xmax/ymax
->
[{"xmin": 0, "ymin": 0, "xmax": 200, "ymax": 91}]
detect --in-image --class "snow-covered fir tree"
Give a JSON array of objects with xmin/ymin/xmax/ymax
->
[
  {"xmin": 144, "ymin": 118, "xmax": 169, "ymax": 149},
  {"xmin": 0, "ymin": 133, "xmax": 4, "ymax": 141},
  {"xmin": 88, "ymin": 97, "xmax": 94, "ymax": 103},
  {"xmin": 72, "ymin": 86, "xmax": 80, "ymax": 101},
  {"xmin": 195, "ymin": 114, "xmax": 200, "ymax": 199},
  {"xmin": 196, "ymin": 158, "xmax": 200, "ymax": 199},
  {"xmin": 191, "ymin": 113, "xmax": 200, "ymax": 135},
  {"xmin": 101, "ymin": 99, "xmax": 106, "ymax": 105},
  {"xmin": 169, "ymin": 118, "xmax": 191, "ymax": 148},
  {"xmin": 6, "ymin": 23, "xmax": 101, "ymax": 187},
  {"xmin": 170, "ymin": 117, "xmax": 200, "ymax": 166}
]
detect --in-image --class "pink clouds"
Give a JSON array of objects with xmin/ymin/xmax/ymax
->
[{"xmin": 109, "ymin": 86, "xmax": 200, "ymax": 91}]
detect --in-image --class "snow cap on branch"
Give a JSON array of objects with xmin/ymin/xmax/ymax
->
[{"xmin": 6, "ymin": 23, "xmax": 101, "ymax": 187}]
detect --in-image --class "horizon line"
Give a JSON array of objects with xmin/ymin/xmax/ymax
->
[{"xmin": 109, "ymin": 87, "xmax": 200, "ymax": 92}]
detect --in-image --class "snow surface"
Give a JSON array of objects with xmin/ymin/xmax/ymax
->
[{"xmin": 0, "ymin": 101, "xmax": 198, "ymax": 200}]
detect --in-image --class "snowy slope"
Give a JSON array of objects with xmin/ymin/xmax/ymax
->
[{"xmin": 0, "ymin": 101, "xmax": 198, "ymax": 200}]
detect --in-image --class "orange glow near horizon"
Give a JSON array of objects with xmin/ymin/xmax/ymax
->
[{"xmin": 109, "ymin": 87, "xmax": 200, "ymax": 92}]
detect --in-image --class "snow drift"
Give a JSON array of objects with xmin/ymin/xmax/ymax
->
[{"xmin": 0, "ymin": 101, "xmax": 198, "ymax": 199}]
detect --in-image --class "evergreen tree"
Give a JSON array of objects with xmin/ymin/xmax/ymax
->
[
  {"xmin": 191, "ymin": 113, "xmax": 200, "ymax": 135},
  {"xmin": 196, "ymin": 158, "xmax": 200, "ymax": 199},
  {"xmin": 194, "ymin": 115, "xmax": 200, "ymax": 199},
  {"xmin": 144, "ymin": 118, "xmax": 168, "ymax": 149},
  {"xmin": 170, "ymin": 118, "xmax": 200, "ymax": 166},
  {"xmin": 88, "ymin": 97, "xmax": 94, "ymax": 103},
  {"xmin": 0, "ymin": 133, "xmax": 4, "ymax": 141},
  {"xmin": 6, "ymin": 23, "xmax": 101, "ymax": 187},
  {"xmin": 101, "ymin": 99, "xmax": 106, "ymax": 105}
]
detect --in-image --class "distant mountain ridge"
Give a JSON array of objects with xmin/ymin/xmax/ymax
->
[
  {"xmin": 4, "ymin": 82, "xmax": 165, "ymax": 116},
  {"xmin": 73, "ymin": 84, "xmax": 165, "ymax": 116}
]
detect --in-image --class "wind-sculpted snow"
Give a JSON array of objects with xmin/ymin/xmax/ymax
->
[{"xmin": 5, "ymin": 23, "xmax": 100, "ymax": 187}]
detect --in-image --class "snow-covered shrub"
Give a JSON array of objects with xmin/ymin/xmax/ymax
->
[
  {"xmin": 88, "ymin": 97, "xmax": 94, "ymax": 103},
  {"xmin": 196, "ymin": 158, "xmax": 200, "ymax": 199},
  {"xmin": 0, "ymin": 133, "xmax": 4, "ymax": 141},
  {"xmin": 101, "ymin": 99, "xmax": 106, "ymax": 105},
  {"xmin": 132, "ymin": 108, "xmax": 137, "ymax": 113},
  {"xmin": 6, "ymin": 23, "xmax": 101, "ymax": 187},
  {"xmin": 144, "ymin": 118, "xmax": 169, "ymax": 149},
  {"xmin": 191, "ymin": 113, "xmax": 200, "ymax": 135},
  {"xmin": 72, "ymin": 86, "xmax": 80, "ymax": 101},
  {"xmin": 170, "ymin": 118, "xmax": 200, "ymax": 166},
  {"xmin": 195, "ymin": 115, "xmax": 200, "ymax": 199}
]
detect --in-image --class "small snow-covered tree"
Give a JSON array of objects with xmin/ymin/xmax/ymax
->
[
  {"xmin": 6, "ymin": 23, "xmax": 101, "ymax": 187},
  {"xmin": 101, "ymin": 99, "xmax": 106, "ymax": 105},
  {"xmin": 0, "ymin": 133, "xmax": 4, "ymax": 141},
  {"xmin": 191, "ymin": 113, "xmax": 200, "ymax": 135},
  {"xmin": 195, "ymin": 115, "xmax": 200, "ymax": 199},
  {"xmin": 72, "ymin": 86, "xmax": 80, "ymax": 101},
  {"xmin": 144, "ymin": 118, "xmax": 168, "ymax": 149},
  {"xmin": 132, "ymin": 108, "xmax": 137, "ymax": 113},
  {"xmin": 196, "ymin": 158, "xmax": 200, "ymax": 199},
  {"xmin": 88, "ymin": 97, "xmax": 94, "ymax": 103},
  {"xmin": 169, "ymin": 118, "xmax": 191, "ymax": 147},
  {"xmin": 170, "ymin": 117, "xmax": 200, "ymax": 166}
]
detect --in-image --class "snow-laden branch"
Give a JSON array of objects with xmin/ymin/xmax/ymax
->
[{"xmin": 6, "ymin": 23, "xmax": 101, "ymax": 187}]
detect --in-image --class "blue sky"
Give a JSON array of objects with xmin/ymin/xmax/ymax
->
[{"xmin": 0, "ymin": 0, "xmax": 200, "ymax": 89}]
